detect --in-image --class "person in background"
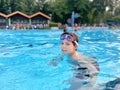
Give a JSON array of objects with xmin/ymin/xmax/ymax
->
[
  {"xmin": 63, "ymin": 24, "xmax": 68, "ymax": 33},
  {"xmin": 74, "ymin": 23, "xmax": 79, "ymax": 32}
]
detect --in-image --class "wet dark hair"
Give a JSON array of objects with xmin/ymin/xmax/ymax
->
[{"xmin": 61, "ymin": 32, "xmax": 79, "ymax": 46}]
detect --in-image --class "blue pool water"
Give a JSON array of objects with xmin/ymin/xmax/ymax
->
[{"xmin": 0, "ymin": 29, "xmax": 120, "ymax": 90}]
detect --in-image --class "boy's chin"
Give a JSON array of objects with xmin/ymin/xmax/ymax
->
[{"xmin": 62, "ymin": 52, "xmax": 69, "ymax": 54}]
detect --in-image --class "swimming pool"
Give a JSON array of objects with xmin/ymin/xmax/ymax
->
[{"xmin": 0, "ymin": 29, "xmax": 120, "ymax": 90}]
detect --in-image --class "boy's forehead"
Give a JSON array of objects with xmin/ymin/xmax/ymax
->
[{"xmin": 62, "ymin": 39, "xmax": 72, "ymax": 43}]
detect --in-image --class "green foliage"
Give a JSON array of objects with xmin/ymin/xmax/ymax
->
[
  {"xmin": 87, "ymin": 8, "xmax": 96, "ymax": 24},
  {"xmin": 0, "ymin": 0, "xmax": 119, "ymax": 25},
  {"xmin": 17, "ymin": 0, "xmax": 36, "ymax": 15},
  {"xmin": 112, "ymin": 16, "xmax": 120, "ymax": 22},
  {"xmin": 49, "ymin": 22, "xmax": 58, "ymax": 27},
  {"xmin": 49, "ymin": 0, "xmax": 92, "ymax": 24},
  {"xmin": 114, "ymin": 6, "xmax": 120, "ymax": 16},
  {"xmin": 0, "ymin": 0, "xmax": 9, "ymax": 14},
  {"xmin": 49, "ymin": 0, "xmax": 70, "ymax": 23}
]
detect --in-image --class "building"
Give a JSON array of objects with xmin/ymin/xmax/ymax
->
[
  {"xmin": 0, "ymin": 11, "xmax": 51, "ymax": 29},
  {"xmin": 0, "ymin": 13, "xmax": 7, "ymax": 28}
]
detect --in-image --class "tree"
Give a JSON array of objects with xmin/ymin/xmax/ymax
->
[
  {"xmin": 114, "ymin": 6, "xmax": 120, "ymax": 16},
  {"xmin": 48, "ymin": 0, "xmax": 70, "ymax": 23},
  {"xmin": 0, "ymin": 0, "xmax": 9, "ymax": 14},
  {"xmin": 87, "ymin": 8, "xmax": 96, "ymax": 25},
  {"xmin": 48, "ymin": 0, "xmax": 91, "ymax": 24},
  {"xmin": 17, "ymin": 0, "xmax": 36, "ymax": 15},
  {"xmin": 0, "ymin": 0, "xmax": 118, "ymax": 25},
  {"xmin": 10, "ymin": 0, "xmax": 22, "ymax": 12}
]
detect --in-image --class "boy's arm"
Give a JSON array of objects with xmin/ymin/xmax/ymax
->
[{"xmin": 49, "ymin": 56, "xmax": 63, "ymax": 66}]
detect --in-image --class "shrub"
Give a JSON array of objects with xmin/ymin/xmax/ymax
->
[
  {"xmin": 49, "ymin": 22, "xmax": 58, "ymax": 27},
  {"xmin": 112, "ymin": 16, "xmax": 120, "ymax": 24}
]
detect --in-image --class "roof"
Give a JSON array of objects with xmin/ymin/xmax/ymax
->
[
  {"xmin": 30, "ymin": 12, "xmax": 51, "ymax": 20},
  {"xmin": 0, "ymin": 13, "xmax": 7, "ymax": 18},
  {"xmin": 7, "ymin": 11, "xmax": 30, "ymax": 18},
  {"xmin": 0, "ymin": 11, "xmax": 51, "ymax": 20}
]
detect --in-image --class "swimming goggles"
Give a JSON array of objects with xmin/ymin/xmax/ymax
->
[{"xmin": 60, "ymin": 34, "xmax": 78, "ymax": 46}]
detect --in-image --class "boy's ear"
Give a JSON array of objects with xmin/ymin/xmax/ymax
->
[{"xmin": 74, "ymin": 45, "xmax": 78, "ymax": 49}]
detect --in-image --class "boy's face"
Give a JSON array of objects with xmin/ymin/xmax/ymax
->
[{"xmin": 61, "ymin": 39, "xmax": 76, "ymax": 54}]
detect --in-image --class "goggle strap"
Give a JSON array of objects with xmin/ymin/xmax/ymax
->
[{"xmin": 74, "ymin": 41, "xmax": 78, "ymax": 46}]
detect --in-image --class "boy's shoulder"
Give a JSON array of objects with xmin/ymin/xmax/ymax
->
[{"xmin": 83, "ymin": 55, "xmax": 100, "ymax": 71}]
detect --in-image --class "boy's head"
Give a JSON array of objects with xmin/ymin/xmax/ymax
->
[
  {"xmin": 60, "ymin": 32, "xmax": 79, "ymax": 46},
  {"xmin": 60, "ymin": 32, "xmax": 79, "ymax": 54}
]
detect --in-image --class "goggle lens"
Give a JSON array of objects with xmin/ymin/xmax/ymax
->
[{"xmin": 60, "ymin": 34, "xmax": 74, "ymax": 41}]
